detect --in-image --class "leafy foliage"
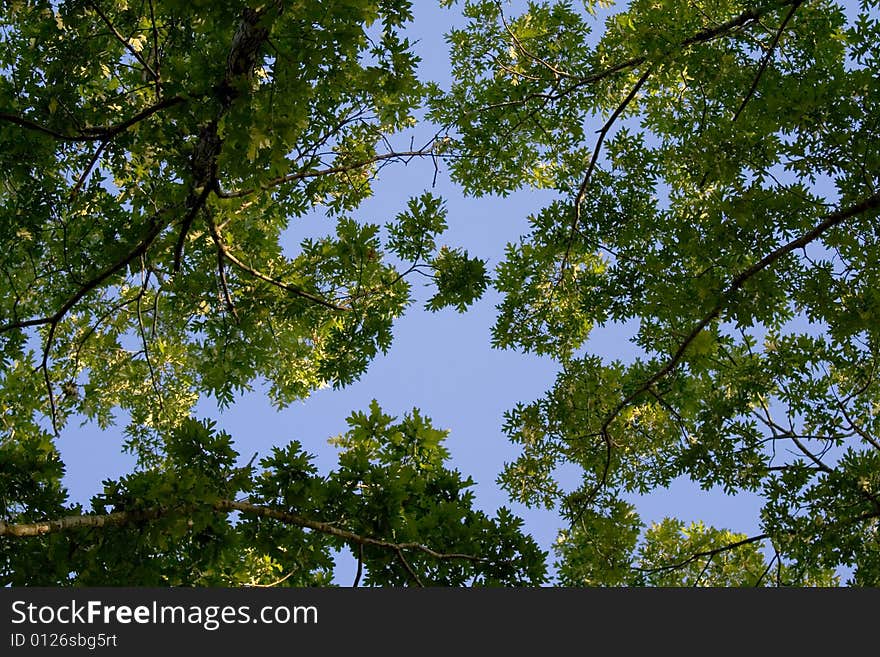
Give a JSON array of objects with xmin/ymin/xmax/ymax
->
[
  {"xmin": 2, "ymin": 406, "xmax": 546, "ymax": 585},
  {"xmin": 0, "ymin": 0, "xmax": 488, "ymax": 450},
  {"xmin": 432, "ymin": 0, "xmax": 880, "ymax": 584},
  {"xmin": 557, "ymin": 517, "xmax": 839, "ymax": 586},
  {"xmin": 3, "ymin": 0, "xmax": 880, "ymax": 586},
  {"xmin": 0, "ymin": 0, "xmax": 526, "ymax": 587}
]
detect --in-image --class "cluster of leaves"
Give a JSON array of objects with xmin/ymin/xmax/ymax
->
[
  {"xmin": 1, "ymin": 403, "xmax": 546, "ymax": 586},
  {"xmin": 432, "ymin": 0, "xmax": 880, "ymax": 584}
]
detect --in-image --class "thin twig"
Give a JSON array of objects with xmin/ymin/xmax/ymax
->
[
  {"xmin": 251, "ymin": 569, "xmax": 296, "ymax": 588},
  {"xmin": 497, "ymin": 2, "xmax": 571, "ymax": 79},
  {"xmin": 215, "ymin": 148, "xmax": 441, "ymax": 199},
  {"xmin": 834, "ymin": 398, "xmax": 880, "ymax": 453},
  {"xmin": 475, "ymin": 0, "xmax": 805, "ymax": 116}
]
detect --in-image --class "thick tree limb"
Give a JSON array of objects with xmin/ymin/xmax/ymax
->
[
  {"xmin": 353, "ymin": 543, "xmax": 365, "ymax": 587},
  {"xmin": 0, "ymin": 500, "xmax": 489, "ymax": 570},
  {"xmin": 174, "ymin": 131, "xmax": 219, "ymax": 271},
  {"xmin": 172, "ymin": 6, "xmax": 276, "ymax": 270}
]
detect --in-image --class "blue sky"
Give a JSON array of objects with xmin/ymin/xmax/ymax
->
[{"xmin": 53, "ymin": 0, "xmax": 813, "ymax": 583}]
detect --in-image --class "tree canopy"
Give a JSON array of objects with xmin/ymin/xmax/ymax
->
[{"xmin": 1, "ymin": 0, "xmax": 879, "ymax": 586}]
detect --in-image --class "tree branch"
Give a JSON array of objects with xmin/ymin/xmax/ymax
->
[
  {"xmin": 206, "ymin": 216, "xmax": 347, "ymax": 312},
  {"xmin": 353, "ymin": 543, "xmax": 364, "ymax": 587},
  {"xmin": 833, "ymin": 397, "xmax": 880, "ymax": 453},
  {"xmin": 0, "ymin": 211, "xmax": 171, "ymax": 336},
  {"xmin": 0, "ymin": 96, "xmax": 185, "ymax": 143},
  {"xmin": 210, "ymin": 231, "xmax": 239, "ymax": 321},
  {"xmin": 173, "ymin": 171, "xmax": 215, "ymax": 272},
  {"xmin": 605, "ymin": 192, "xmax": 880, "ymax": 432},
  {"xmin": 216, "ymin": 148, "xmax": 441, "ymax": 199},
  {"xmin": 90, "ymin": 95, "xmax": 186, "ymax": 138},
  {"xmin": 562, "ymin": 66, "xmax": 653, "ymax": 273},
  {"xmin": 0, "ymin": 112, "xmax": 99, "ymax": 141},
  {"xmin": 570, "ymin": 192, "xmax": 880, "ymax": 518},
  {"xmin": 478, "ymin": 0, "xmax": 804, "ymax": 114},
  {"xmin": 0, "ymin": 499, "xmax": 490, "ymax": 569},
  {"xmin": 147, "ymin": 0, "xmax": 161, "ymax": 98},
  {"xmin": 250, "ymin": 569, "xmax": 296, "ymax": 588},
  {"xmin": 70, "ymin": 139, "xmax": 109, "ymax": 198},
  {"xmin": 87, "ymin": 0, "xmax": 160, "ymax": 83},
  {"xmin": 497, "ymin": 3, "xmax": 572, "ymax": 80},
  {"xmin": 395, "ymin": 547, "xmax": 425, "ymax": 587},
  {"xmin": 731, "ymin": 0, "xmax": 803, "ymax": 124},
  {"xmin": 633, "ymin": 533, "xmax": 770, "ymax": 575},
  {"xmin": 135, "ymin": 270, "xmax": 165, "ymax": 412}
]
